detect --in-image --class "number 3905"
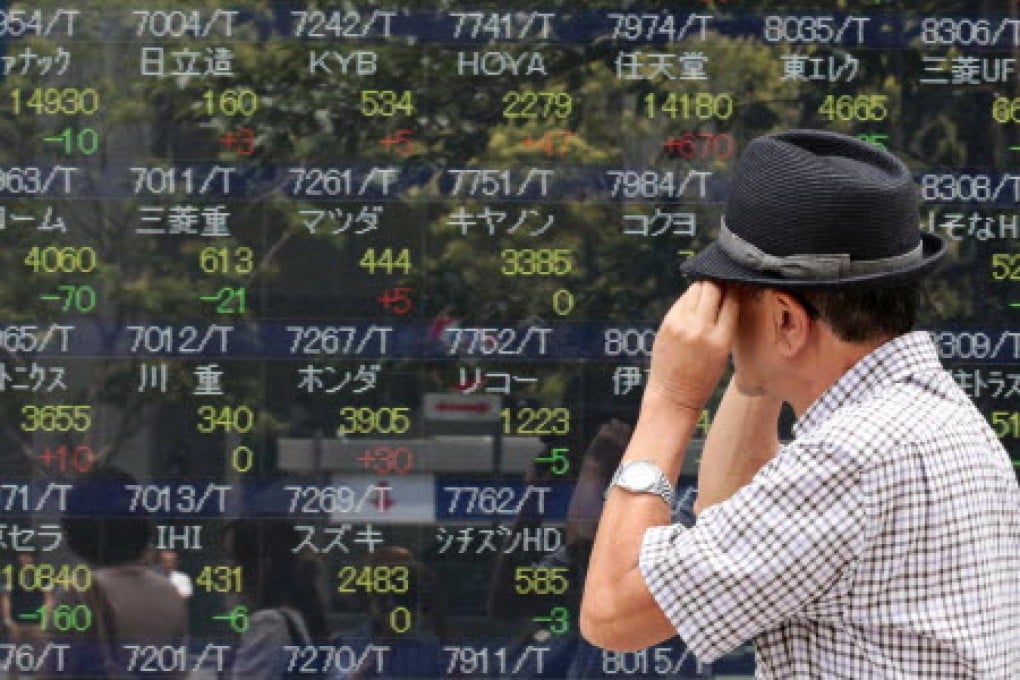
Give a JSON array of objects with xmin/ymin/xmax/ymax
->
[{"xmin": 338, "ymin": 407, "xmax": 411, "ymax": 435}]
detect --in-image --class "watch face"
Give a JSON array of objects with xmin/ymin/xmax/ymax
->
[{"xmin": 621, "ymin": 462, "xmax": 657, "ymax": 489}]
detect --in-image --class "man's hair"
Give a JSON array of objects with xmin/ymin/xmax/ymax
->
[
  {"xmin": 802, "ymin": 284, "xmax": 919, "ymax": 342},
  {"xmin": 734, "ymin": 282, "xmax": 920, "ymax": 343},
  {"xmin": 61, "ymin": 465, "xmax": 151, "ymax": 566}
]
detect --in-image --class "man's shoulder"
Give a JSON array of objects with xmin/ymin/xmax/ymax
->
[{"xmin": 788, "ymin": 372, "xmax": 1012, "ymax": 491}]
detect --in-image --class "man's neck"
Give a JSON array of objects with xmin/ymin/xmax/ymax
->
[{"xmin": 786, "ymin": 334, "xmax": 893, "ymax": 417}]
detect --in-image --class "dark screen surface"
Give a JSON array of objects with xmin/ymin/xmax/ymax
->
[{"xmin": 0, "ymin": 1, "xmax": 1017, "ymax": 677}]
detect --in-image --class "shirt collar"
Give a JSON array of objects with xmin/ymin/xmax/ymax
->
[{"xmin": 792, "ymin": 330, "xmax": 944, "ymax": 439}]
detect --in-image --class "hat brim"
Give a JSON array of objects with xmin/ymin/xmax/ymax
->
[{"xmin": 677, "ymin": 232, "xmax": 947, "ymax": 290}]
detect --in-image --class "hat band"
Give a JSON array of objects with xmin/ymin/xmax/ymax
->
[{"xmin": 717, "ymin": 218, "xmax": 924, "ymax": 280}]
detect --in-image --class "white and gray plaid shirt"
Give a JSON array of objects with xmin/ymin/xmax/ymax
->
[{"xmin": 640, "ymin": 331, "xmax": 1020, "ymax": 678}]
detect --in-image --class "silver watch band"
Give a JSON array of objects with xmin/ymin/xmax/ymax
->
[
  {"xmin": 651, "ymin": 476, "xmax": 675, "ymax": 507},
  {"xmin": 608, "ymin": 460, "xmax": 675, "ymax": 507}
]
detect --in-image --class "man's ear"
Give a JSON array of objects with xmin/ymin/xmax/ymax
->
[{"xmin": 768, "ymin": 290, "xmax": 811, "ymax": 358}]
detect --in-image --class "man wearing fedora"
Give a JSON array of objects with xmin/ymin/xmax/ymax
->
[{"xmin": 580, "ymin": 130, "xmax": 1020, "ymax": 677}]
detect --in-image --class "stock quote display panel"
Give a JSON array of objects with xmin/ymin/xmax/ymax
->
[{"xmin": 0, "ymin": 1, "xmax": 1015, "ymax": 678}]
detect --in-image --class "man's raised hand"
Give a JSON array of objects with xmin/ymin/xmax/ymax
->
[{"xmin": 645, "ymin": 280, "xmax": 739, "ymax": 414}]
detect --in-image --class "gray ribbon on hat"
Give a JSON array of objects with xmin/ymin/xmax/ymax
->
[{"xmin": 717, "ymin": 218, "xmax": 923, "ymax": 279}]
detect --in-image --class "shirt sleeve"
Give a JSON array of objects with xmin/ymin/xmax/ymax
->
[
  {"xmin": 172, "ymin": 572, "xmax": 193, "ymax": 599},
  {"xmin": 638, "ymin": 443, "xmax": 866, "ymax": 663},
  {"xmin": 229, "ymin": 609, "xmax": 291, "ymax": 680}
]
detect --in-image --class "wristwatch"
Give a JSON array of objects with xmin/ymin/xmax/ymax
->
[{"xmin": 607, "ymin": 459, "xmax": 675, "ymax": 506}]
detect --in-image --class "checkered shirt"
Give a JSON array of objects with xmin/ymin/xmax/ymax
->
[{"xmin": 639, "ymin": 331, "xmax": 1020, "ymax": 678}]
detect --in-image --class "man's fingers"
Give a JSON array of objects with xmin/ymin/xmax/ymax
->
[
  {"xmin": 664, "ymin": 281, "xmax": 701, "ymax": 324},
  {"xmin": 680, "ymin": 280, "xmax": 703, "ymax": 314},
  {"xmin": 716, "ymin": 286, "xmax": 740, "ymax": 339},
  {"xmin": 647, "ymin": 280, "xmax": 736, "ymax": 413},
  {"xmin": 695, "ymin": 280, "xmax": 725, "ymax": 321}
]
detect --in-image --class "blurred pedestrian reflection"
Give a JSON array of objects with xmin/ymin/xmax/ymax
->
[
  {"xmin": 40, "ymin": 465, "xmax": 188, "ymax": 679},
  {"xmin": 489, "ymin": 419, "xmax": 705, "ymax": 678},
  {"xmin": 330, "ymin": 546, "xmax": 447, "ymax": 679},
  {"xmin": 226, "ymin": 518, "xmax": 327, "ymax": 680},
  {"xmin": 153, "ymin": 549, "xmax": 193, "ymax": 601},
  {"xmin": 2, "ymin": 551, "xmax": 53, "ymax": 678}
]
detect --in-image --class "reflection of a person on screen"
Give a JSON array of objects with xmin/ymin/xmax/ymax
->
[
  {"xmin": 226, "ymin": 518, "xmax": 327, "ymax": 680},
  {"xmin": 487, "ymin": 420, "xmax": 634, "ymax": 678},
  {"xmin": 154, "ymin": 549, "xmax": 193, "ymax": 600},
  {"xmin": 580, "ymin": 130, "xmax": 1020, "ymax": 677},
  {"xmin": 488, "ymin": 419, "xmax": 704, "ymax": 678},
  {"xmin": 40, "ymin": 465, "xmax": 188, "ymax": 679},
  {"xmin": 329, "ymin": 546, "xmax": 447, "ymax": 679},
  {"xmin": 2, "ymin": 551, "xmax": 53, "ymax": 670}
]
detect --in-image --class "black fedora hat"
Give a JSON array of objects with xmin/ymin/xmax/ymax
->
[{"xmin": 679, "ymin": 129, "xmax": 946, "ymax": 289}]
